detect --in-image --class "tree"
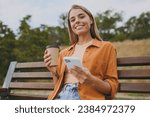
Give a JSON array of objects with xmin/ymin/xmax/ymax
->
[
  {"xmin": 59, "ymin": 13, "xmax": 68, "ymax": 28},
  {"xmin": 16, "ymin": 16, "xmax": 49, "ymax": 61},
  {"xmin": 124, "ymin": 12, "xmax": 150, "ymax": 39},
  {"xmin": 0, "ymin": 21, "xmax": 15, "ymax": 40},
  {"xmin": 58, "ymin": 13, "xmax": 69, "ymax": 45},
  {"xmin": 0, "ymin": 20, "xmax": 16, "ymax": 85},
  {"xmin": 95, "ymin": 10, "xmax": 123, "ymax": 41},
  {"xmin": 133, "ymin": 12, "xmax": 150, "ymax": 39},
  {"xmin": 18, "ymin": 15, "xmax": 31, "ymax": 38}
]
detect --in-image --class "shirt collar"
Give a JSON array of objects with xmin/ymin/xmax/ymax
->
[
  {"xmin": 91, "ymin": 39, "xmax": 102, "ymax": 48},
  {"xmin": 67, "ymin": 39, "xmax": 102, "ymax": 51},
  {"xmin": 67, "ymin": 43, "xmax": 76, "ymax": 51}
]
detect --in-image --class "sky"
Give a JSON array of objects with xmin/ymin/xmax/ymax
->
[{"xmin": 0, "ymin": 0, "xmax": 150, "ymax": 33}]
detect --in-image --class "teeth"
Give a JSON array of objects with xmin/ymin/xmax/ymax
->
[{"xmin": 76, "ymin": 25, "xmax": 83, "ymax": 29}]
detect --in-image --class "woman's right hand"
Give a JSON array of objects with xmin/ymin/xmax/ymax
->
[
  {"xmin": 43, "ymin": 50, "xmax": 52, "ymax": 68},
  {"xmin": 44, "ymin": 50, "xmax": 58, "ymax": 84},
  {"xmin": 43, "ymin": 50, "xmax": 57, "ymax": 74}
]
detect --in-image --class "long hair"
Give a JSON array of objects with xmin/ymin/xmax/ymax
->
[{"xmin": 67, "ymin": 4, "xmax": 102, "ymax": 45}]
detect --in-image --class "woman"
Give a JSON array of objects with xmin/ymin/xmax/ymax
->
[{"xmin": 44, "ymin": 4, "xmax": 118, "ymax": 100}]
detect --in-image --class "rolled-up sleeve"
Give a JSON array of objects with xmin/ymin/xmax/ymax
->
[{"xmin": 104, "ymin": 45, "xmax": 118, "ymax": 99}]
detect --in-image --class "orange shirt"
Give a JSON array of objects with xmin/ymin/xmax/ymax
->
[{"xmin": 47, "ymin": 39, "xmax": 118, "ymax": 100}]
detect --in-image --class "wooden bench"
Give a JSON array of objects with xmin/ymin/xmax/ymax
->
[
  {"xmin": 0, "ymin": 61, "xmax": 54, "ymax": 100},
  {"xmin": 0, "ymin": 56, "xmax": 150, "ymax": 100},
  {"xmin": 116, "ymin": 56, "xmax": 150, "ymax": 99}
]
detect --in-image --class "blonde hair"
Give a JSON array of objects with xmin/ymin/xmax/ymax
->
[{"xmin": 67, "ymin": 4, "xmax": 102, "ymax": 44}]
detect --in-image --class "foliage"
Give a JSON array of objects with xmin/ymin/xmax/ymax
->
[
  {"xmin": 125, "ymin": 12, "xmax": 150, "ymax": 39},
  {"xmin": 0, "ymin": 10, "xmax": 150, "ymax": 85},
  {"xmin": 95, "ymin": 10, "xmax": 123, "ymax": 41},
  {"xmin": 95, "ymin": 11, "xmax": 150, "ymax": 41},
  {"xmin": 0, "ymin": 21, "xmax": 16, "ymax": 85}
]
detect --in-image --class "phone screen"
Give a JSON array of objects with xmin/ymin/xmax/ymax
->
[{"xmin": 64, "ymin": 57, "xmax": 83, "ymax": 69}]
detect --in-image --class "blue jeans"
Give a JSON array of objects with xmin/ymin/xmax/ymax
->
[{"xmin": 54, "ymin": 83, "xmax": 80, "ymax": 100}]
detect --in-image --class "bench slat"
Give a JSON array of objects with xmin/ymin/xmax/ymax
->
[
  {"xmin": 9, "ymin": 94, "xmax": 47, "ymax": 100},
  {"xmin": 119, "ymin": 83, "xmax": 150, "ymax": 93},
  {"xmin": 9, "ymin": 82, "xmax": 54, "ymax": 90},
  {"xmin": 118, "ymin": 69, "xmax": 150, "ymax": 79},
  {"xmin": 16, "ymin": 62, "xmax": 45, "ymax": 69},
  {"xmin": 12, "ymin": 72, "xmax": 52, "ymax": 79},
  {"xmin": 117, "ymin": 56, "xmax": 150, "ymax": 66}
]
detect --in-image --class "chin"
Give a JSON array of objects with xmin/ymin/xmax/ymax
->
[{"xmin": 75, "ymin": 30, "xmax": 87, "ymax": 35}]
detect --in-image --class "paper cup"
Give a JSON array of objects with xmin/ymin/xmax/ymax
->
[{"xmin": 46, "ymin": 44, "xmax": 59, "ymax": 67}]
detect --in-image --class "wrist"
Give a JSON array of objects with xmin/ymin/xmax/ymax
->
[{"xmin": 48, "ymin": 66, "xmax": 57, "ymax": 74}]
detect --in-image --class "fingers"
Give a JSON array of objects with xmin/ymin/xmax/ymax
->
[
  {"xmin": 70, "ymin": 66, "xmax": 83, "ymax": 77},
  {"xmin": 72, "ymin": 66, "xmax": 90, "ymax": 77},
  {"xmin": 43, "ymin": 50, "xmax": 52, "ymax": 67},
  {"xmin": 70, "ymin": 66, "xmax": 89, "ymax": 84},
  {"xmin": 44, "ymin": 49, "xmax": 48, "ymax": 54},
  {"xmin": 70, "ymin": 68, "xmax": 85, "ymax": 84},
  {"xmin": 72, "ymin": 66, "xmax": 83, "ymax": 72}
]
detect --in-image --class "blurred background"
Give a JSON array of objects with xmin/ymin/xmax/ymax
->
[{"xmin": 0, "ymin": 0, "xmax": 150, "ymax": 88}]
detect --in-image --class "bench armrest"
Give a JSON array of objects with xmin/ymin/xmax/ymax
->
[{"xmin": 0, "ymin": 88, "xmax": 9, "ymax": 99}]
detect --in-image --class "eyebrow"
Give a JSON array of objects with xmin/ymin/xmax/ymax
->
[{"xmin": 70, "ymin": 13, "xmax": 85, "ymax": 20}]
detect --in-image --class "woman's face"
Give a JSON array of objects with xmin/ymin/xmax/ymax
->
[{"xmin": 69, "ymin": 8, "xmax": 92, "ymax": 36}]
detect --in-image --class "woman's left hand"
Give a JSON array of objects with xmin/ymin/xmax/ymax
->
[
  {"xmin": 70, "ymin": 66, "xmax": 111, "ymax": 95},
  {"xmin": 70, "ymin": 66, "xmax": 93, "ymax": 84}
]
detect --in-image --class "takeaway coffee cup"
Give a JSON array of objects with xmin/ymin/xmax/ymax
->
[{"xmin": 46, "ymin": 44, "xmax": 59, "ymax": 67}]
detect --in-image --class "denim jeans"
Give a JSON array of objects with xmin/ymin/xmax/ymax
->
[{"xmin": 54, "ymin": 83, "xmax": 80, "ymax": 100}]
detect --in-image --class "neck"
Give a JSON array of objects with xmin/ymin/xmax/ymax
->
[{"xmin": 78, "ymin": 33, "xmax": 93, "ymax": 45}]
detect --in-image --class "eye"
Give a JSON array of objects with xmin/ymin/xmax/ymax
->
[
  {"xmin": 78, "ymin": 14, "xmax": 85, "ymax": 19},
  {"xmin": 70, "ymin": 18, "xmax": 75, "ymax": 23}
]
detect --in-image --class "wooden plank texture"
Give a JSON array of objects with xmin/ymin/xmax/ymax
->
[
  {"xmin": 0, "ymin": 88, "xmax": 8, "ymax": 92},
  {"xmin": 1, "ymin": 56, "xmax": 150, "ymax": 100},
  {"xmin": 117, "ymin": 56, "xmax": 150, "ymax": 66},
  {"xmin": 16, "ymin": 62, "xmax": 45, "ymax": 69},
  {"xmin": 9, "ymin": 94, "xmax": 47, "ymax": 100},
  {"xmin": 12, "ymin": 72, "xmax": 52, "ymax": 79},
  {"xmin": 118, "ymin": 69, "xmax": 150, "ymax": 79},
  {"xmin": 9, "ymin": 82, "xmax": 54, "ymax": 90},
  {"xmin": 119, "ymin": 83, "xmax": 150, "ymax": 93}
]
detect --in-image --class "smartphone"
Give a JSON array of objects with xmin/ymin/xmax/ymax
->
[{"xmin": 64, "ymin": 57, "xmax": 83, "ymax": 69}]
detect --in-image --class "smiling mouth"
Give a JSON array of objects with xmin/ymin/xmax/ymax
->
[{"xmin": 75, "ymin": 25, "xmax": 84, "ymax": 29}]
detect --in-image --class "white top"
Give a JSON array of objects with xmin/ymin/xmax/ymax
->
[
  {"xmin": 64, "ymin": 40, "xmax": 93, "ymax": 83},
  {"xmin": 72, "ymin": 39, "xmax": 93, "ymax": 60}
]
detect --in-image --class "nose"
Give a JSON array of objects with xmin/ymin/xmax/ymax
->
[{"xmin": 75, "ymin": 17, "xmax": 80, "ymax": 24}]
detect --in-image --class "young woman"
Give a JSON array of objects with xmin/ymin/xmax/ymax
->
[{"xmin": 44, "ymin": 4, "xmax": 118, "ymax": 100}]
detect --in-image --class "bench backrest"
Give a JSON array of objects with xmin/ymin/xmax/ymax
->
[
  {"xmin": 117, "ymin": 56, "xmax": 150, "ymax": 99},
  {"xmin": 2, "ymin": 62, "xmax": 54, "ymax": 99},
  {"xmin": 2, "ymin": 56, "xmax": 150, "ymax": 99}
]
